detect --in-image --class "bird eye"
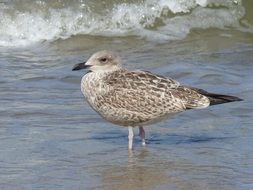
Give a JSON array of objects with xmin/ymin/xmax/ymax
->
[{"xmin": 99, "ymin": 58, "xmax": 107, "ymax": 62}]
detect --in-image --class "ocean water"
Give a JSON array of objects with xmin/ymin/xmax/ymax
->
[{"xmin": 0, "ymin": 0, "xmax": 253, "ymax": 189}]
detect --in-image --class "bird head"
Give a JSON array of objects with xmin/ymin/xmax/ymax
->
[{"xmin": 72, "ymin": 50, "xmax": 121, "ymax": 72}]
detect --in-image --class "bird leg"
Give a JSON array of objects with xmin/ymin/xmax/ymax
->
[
  {"xmin": 128, "ymin": 126, "xmax": 134, "ymax": 150},
  {"xmin": 139, "ymin": 126, "xmax": 146, "ymax": 146}
]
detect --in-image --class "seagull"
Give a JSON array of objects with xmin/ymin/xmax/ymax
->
[{"xmin": 72, "ymin": 50, "xmax": 242, "ymax": 150}]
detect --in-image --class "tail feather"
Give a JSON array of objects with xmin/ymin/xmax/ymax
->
[{"xmin": 189, "ymin": 87, "xmax": 243, "ymax": 106}]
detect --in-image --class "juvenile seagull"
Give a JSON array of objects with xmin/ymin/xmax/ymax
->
[{"xmin": 72, "ymin": 50, "xmax": 242, "ymax": 150}]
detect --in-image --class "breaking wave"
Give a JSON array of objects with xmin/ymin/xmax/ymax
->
[{"xmin": 0, "ymin": 0, "xmax": 252, "ymax": 47}]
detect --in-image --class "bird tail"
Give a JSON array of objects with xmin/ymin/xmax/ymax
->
[{"xmin": 190, "ymin": 87, "xmax": 243, "ymax": 106}]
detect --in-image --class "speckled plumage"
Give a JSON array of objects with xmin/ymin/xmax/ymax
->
[
  {"xmin": 81, "ymin": 69, "xmax": 209, "ymax": 126},
  {"xmin": 73, "ymin": 50, "xmax": 242, "ymax": 150}
]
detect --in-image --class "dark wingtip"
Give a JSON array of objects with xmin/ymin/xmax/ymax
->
[
  {"xmin": 208, "ymin": 94, "xmax": 243, "ymax": 106},
  {"xmin": 234, "ymin": 97, "xmax": 243, "ymax": 101},
  {"xmin": 224, "ymin": 96, "xmax": 243, "ymax": 102},
  {"xmin": 190, "ymin": 87, "xmax": 243, "ymax": 105}
]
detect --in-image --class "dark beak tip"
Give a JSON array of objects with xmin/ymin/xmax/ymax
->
[
  {"xmin": 72, "ymin": 66, "xmax": 79, "ymax": 71},
  {"xmin": 72, "ymin": 62, "xmax": 87, "ymax": 71}
]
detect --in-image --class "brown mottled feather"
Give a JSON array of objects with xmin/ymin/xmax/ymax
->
[
  {"xmin": 171, "ymin": 86, "xmax": 210, "ymax": 109},
  {"xmin": 74, "ymin": 50, "xmax": 242, "ymax": 150},
  {"xmin": 82, "ymin": 69, "xmax": 211, "ymax": 126}
]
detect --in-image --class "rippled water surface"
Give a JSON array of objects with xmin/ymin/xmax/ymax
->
[{"xmin": 1, "ymin": 1, "xmax": 253, "ymax": 190}]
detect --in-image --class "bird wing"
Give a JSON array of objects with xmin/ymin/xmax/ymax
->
[
  {"xmin": 170, "ymin": 86, "xmax": 210, "ymax": 109},
  {"xmin": 94, "ymin": 70, "xmax": 185, "ymax": 125},
  {"xmin": 104, "ymin": 69, "xmax": 180, "ymax": 90}
]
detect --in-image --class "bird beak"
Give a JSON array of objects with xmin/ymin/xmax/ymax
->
[{"xmin": 72, "ymin": 62, "xmax": 91, "ymax": 71}]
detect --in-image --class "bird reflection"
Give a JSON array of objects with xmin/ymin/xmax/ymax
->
[{"xmin": 91, "ymin": 148, "xmax": 206, "ymax": 190}]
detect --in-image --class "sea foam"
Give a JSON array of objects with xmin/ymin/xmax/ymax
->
[{"xmin": 0, "ymin": 0, "xmax": 251, "ymax": 47}]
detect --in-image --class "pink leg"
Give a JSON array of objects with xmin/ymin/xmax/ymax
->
[
  {"xmin": 139, "ymin": 126, "xmax": 146, "ymax": 146},
  {"xmin": 128, "ymin": 126, "xmax": 134, "ymax": 150}
]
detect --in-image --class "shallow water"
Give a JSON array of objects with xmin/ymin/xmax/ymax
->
[{"xmin": 1, "ymin": 1, "xmax": 253, "ymax": 190}]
